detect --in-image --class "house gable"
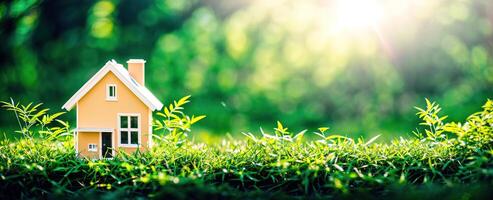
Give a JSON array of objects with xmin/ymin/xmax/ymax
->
[
  {"xmin": 77, "ymin": 71, "xmax": 149, "ymax": 128},
  {"xmin": 62, "ymin": 60, "xmax": 163, "ymax": 111}
]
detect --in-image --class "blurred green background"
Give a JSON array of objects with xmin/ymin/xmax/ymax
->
[{"xmin": 0, "ymin": 0, "xmax": 492, "ymax": 140}]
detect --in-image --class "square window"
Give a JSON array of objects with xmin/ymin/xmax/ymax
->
[
  {"xmin": 120, "ymin": 131, "xmax": 128, "ymax": 144},
  {"xmin": 120, "ymin": 116, "xmax": 128, "ymax": 128},
  {"xmin": 131, "ymin": 116, "xmax": 138, "ymax": 128},
  {"xmin": 131, "ymin": 131, "xmax": 138, "ymax": 144},
  {"xmin": 88, "ymin": 144, "xmax": 97, "ymax": 152}
]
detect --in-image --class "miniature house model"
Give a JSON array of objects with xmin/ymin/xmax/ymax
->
[{"xmin": 62, "ymin": 59, "xmax": 163, "ymax": 159}]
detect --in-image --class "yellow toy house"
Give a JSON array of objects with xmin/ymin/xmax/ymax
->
[{"xmin": 62, "ymin": 59, "xmax": 163, "ymax": 159}]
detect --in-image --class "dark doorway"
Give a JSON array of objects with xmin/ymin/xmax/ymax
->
[{"xmin": 101, "ymin": 132, "xmax": 112, "ymax": 158}]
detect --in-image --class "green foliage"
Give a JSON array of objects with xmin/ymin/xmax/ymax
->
[
  {"xmin": 0, "ymin": 98, "xmax": 70, "ymax": 140},
  {"xmin": 413, "ymin": 98, "xmax": 493, "ymax": 148},
  {"xmin": 444, "ymin": 99, "xmax": 493, "ymax": 151},
  {"xmin": 0, "ymin": 99, "xmax": 492, "ymax": 198},
  {"xmin": 154, "ymin": 95, "xmax": 206, "ymax": 145}
]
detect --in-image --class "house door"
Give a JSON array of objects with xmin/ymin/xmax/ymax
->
[{"xmin": 101, "ymin": 132, "xmax": 112, "ymax": 158}]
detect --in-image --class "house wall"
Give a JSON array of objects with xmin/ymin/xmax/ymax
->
[
  {"xmin": 77, "ymin": 71, "xmax": 152, "ymax": 158},
  {"xmin": 77, "ymin": 132, "xmax": 100, "ymax": 159}
]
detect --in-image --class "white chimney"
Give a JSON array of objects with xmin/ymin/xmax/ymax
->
[{"xmin": 127, "ymin": 59, "xmax": 146, "ymax": 86}]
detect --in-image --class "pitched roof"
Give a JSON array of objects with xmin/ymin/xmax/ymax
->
[{"xmin": 62, "ymin": 60, "xmax": 163, "ymax": 111}]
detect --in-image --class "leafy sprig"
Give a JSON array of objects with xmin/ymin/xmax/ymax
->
[
  {"xmin": 154, "ymin": 95, "xmax": 206, "ymax": 145},
  {"xmin": 1, "ymin": 98, "xmax": 70, "ymax": 140}
]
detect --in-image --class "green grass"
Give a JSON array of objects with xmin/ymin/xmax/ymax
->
[{"xmin": 0, "ymin": 99, "xmax": 492, "ymax": 199}]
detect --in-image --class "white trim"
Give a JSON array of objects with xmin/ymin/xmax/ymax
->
[
  {"xmin": 75, "ymin": 103, "xmax": 79, "ymax": 156},
  {"xmin": 148, "ymin": 109, "xmax": 152, "ymax": 148},
  {"xmin": 99, "ymin": 132, "xmax": 102, "ymax": 159},
  {"xmin": 61, "ymin": 60, "xmax": 163, "ymax": 111},
  {"xmin": 117, "ymin": 113, "xmax": 141, "ymax": 148},
  {"xmin": 88, "ymin": 143, "xmax": 97, "ymax": 152},
  {"xmin": 112, "ymin": 127, "xmax": 116, "ymax": 158},
  {"xmin": 74, "ymin": 131, "xmax": 78, "ymax": 155},
  {"xmin": 74, "ymin": 127, "xmax": 114, "ymax": 132},
  {"xmin": 106, "ymin": 84, "xmax": 117, "ymax": 101},
  {"xmin": 127, "ymin": 59, "xmax": 146, "ymax": 64}
]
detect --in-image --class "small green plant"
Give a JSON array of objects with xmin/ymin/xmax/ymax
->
[
  {"xmin": 153, "ymin": 95, "xmax": 206, "ymax": 145},
  {"xmin": 1, "ymin": 98, "xmax": 70, "ymax": 140},
  {"xmin": 242, "ymin": 121, "xmax": 306, "ymax": 144},
  {"xmin": 313, "ymin": 126, "xmax": 358, "ymax": 146},
  {"xmin": 413, "ymin": 98, "xmax": 449, "ymax": 141},
  {"xmin": 443, "ymin": 99, "xmax": 493, "ymax": 147}
]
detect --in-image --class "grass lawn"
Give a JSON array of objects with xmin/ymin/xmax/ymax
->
[{"xmin": 0, "ymin": 99, "xmax": 492, "ymax": 199}]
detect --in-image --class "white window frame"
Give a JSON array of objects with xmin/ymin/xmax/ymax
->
[
  {"xmin": 88, "ymin": 143, "xmax": 97, "ymax": 152},
  {"xmin": 106, "ymin": 84, "xmax": 117, "ymax": 101},
  {"xmin": 118, "ymin": 113, "xmax": 141, "ymax": 147}
]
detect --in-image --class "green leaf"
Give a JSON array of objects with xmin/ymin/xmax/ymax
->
[
  {"xmin": 318, "ymin": 127, "xmax": 329, "ymax": 133},
  {"xmin": 294, "ymin": 130, "xmax": 306, "ymax": 142},
  {"xmin": 277, "ymin": 121, "xmax": 283, "ymax": 130},
  {"xmin": 176, "ymin": 95, "xmax": 191, "ymax": 107},
  {"xmin": 364, "ymin": 134, "xmax": 381, "ymax": 146},
  {"xmin": 55, "ymin": 119, "xmax": 69, "ymax": 127},
  {"xmin": 313, "ymin": 132, "xmax": 325, "ymax": 139},
  {"xmin": 157, "ymin": 112, "xmax": 167, "ymax": 118},
  {"xmin": 191, "ymin": 115, "xmax": 206, "ymax": 124}
]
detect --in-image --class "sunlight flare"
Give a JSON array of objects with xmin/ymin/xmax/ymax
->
[{"xmin": 334, "ymin": 0, "xmax": 384, "ymax": 30}]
